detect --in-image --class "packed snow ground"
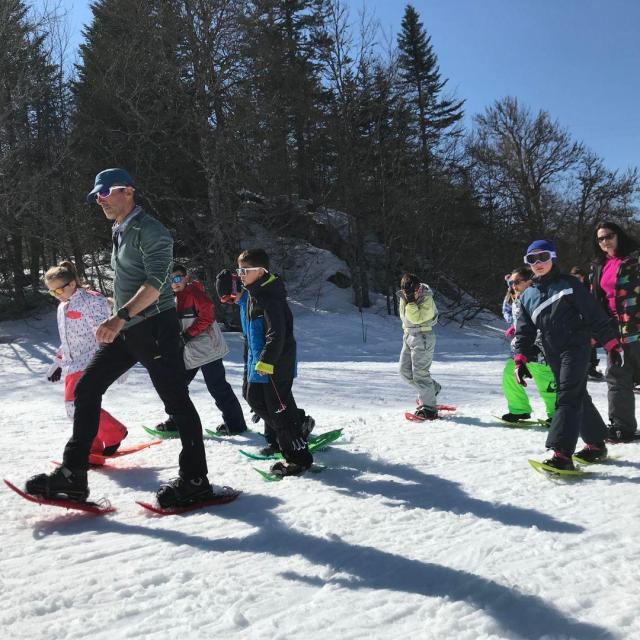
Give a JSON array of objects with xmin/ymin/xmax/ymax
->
[{"xmin": 1, "ymin": 296, "xmax": 639, "ymax": 640}]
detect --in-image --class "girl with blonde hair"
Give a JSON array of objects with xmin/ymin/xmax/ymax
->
[{"xmin": 44, "ymin": 261, "xmax": 128, "ymax": 455}]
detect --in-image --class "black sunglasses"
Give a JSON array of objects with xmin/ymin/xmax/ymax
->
[{"xmin": 597, "ymin": 232, "xmax": 616, "ymax": 243}]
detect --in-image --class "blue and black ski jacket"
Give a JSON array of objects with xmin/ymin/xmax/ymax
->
[
  {"xmin": 238, "ymin": 273, "xmax": 297, "ymax": 384},
  {"xmin": 514, "ymin": 266, "xmax": 618, "ymax": 360}
]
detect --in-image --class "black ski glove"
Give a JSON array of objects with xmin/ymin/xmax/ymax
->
[
  {"xmin": 48, "ymin": 367, "xmax": 62, "ymax": 383},
  {"xmin": 180, "ymin": 332, "xmax": 193, "ymax": 348},
  {"xmin": 403, "ymin": 284, "xmax": 416, "ymax": 304},
  {"xmin": 514, "ymin": 355, "xmax": 532, "ymax": 387}
]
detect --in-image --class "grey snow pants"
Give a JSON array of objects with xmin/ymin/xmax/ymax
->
[{"xmin": 399, "ymin": 331, "xmax": 440, "ymax": 409}]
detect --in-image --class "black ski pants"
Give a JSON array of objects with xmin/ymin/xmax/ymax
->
[
  {"xmin": 246, "ymin": 376, "xmax": 312, "ymax": 467},
  {"xmin": 606, "ymin": 341, "xmax": 640, "ymax": 437},
  {"xmin": 263, "ymin": 408, "xmax": 309, "ymax": 448},
  {"xmin": 64, "ymin": 309, "xmax": 208, "ymax": 478},
  {"xmin": 545, "ymin": 344, "xmax": 607, "ymax": 454}
]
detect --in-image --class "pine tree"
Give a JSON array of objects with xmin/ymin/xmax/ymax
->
[
  {"xmin": 0, "ymin": 0, "xmax": 66, "ymax": 307},
  {"xmin": 397, "ymin": 4, "xmax": 464, "ymax": 173},
  {"xmin": 72, "ymin": 0, "xmax": 202, "ymax": 231},
  {"xmin": 72, "ymin": 0, "xmax": 244, "ymax": 284},
  {"xmin": 237, "ymin": 0, "xmax": 331, "ymax": 199}
]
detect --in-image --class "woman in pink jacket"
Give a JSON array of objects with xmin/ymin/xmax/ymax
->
[{"xmin": 44, "ymin": 261, "xmax": 128, "ymax": 455}]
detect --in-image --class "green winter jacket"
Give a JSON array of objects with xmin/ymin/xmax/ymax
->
[
  {"xmin": 111, "ymin": 208, "xmax": 175, "ymax": 329},
  {"xmin": 398, "ymin": 284, "xmax": 438, "ymax": 334}
]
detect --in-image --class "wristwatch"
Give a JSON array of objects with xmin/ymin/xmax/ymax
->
[{"xmin": 116, "ymin": 307, "xmax": 132, "ymax": 322}]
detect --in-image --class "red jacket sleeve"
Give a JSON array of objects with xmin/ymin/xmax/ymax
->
[{"xmin": 184, "ymin": 285, "xmax": 215, "ymax": 337}]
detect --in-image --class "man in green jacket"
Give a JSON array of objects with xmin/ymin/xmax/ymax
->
[{"xmin": 25, "ymin": 168, "xmax": 214, "ymax": 508}]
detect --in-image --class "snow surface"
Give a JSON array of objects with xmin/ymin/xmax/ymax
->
[{"xmin": 1, "ymin": 294, "xmax": 639, "ymax": 640}]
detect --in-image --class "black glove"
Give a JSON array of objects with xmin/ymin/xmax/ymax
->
[
  {"xmin": 180, "ymin": 332, "xmax": 193, "ymax": 348},
  {"xmin": 251, "ymin": 411, "xmax": 261, "ymax": 424},
  {"xmin": 514, "ymin": 356, "xmax": 532, "ymax": 387},
  {"xmin": 403, "ymin": 283, "xmax": 416, "ymax": 304},
  {"xmin": 48, "ymin": 367, "xmax": 62, "ymax": 382}
]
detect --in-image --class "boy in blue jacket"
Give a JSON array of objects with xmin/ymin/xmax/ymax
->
[
  {"xmin": 217, "ymin": 269, "xmax": 315, "ymax": 452},
  {"xmin": 216, "ymin": 249, "xmax": 312, "ymax": 476}
]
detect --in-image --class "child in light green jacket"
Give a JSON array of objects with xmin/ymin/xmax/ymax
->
[{"xmin": 398, "ymin": 273, "xmax": 441, "ymax": 420}]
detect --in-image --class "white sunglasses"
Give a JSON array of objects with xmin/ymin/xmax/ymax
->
[
  {"xmin": 236, "ymin": 267, "xmax": 268, "ymax": 276},
  {"xmin": 95, "ymin": 185, "xmax": 128, "ymax": 201}
]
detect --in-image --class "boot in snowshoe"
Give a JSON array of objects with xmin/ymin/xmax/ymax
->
[
  {"xmin": 501, "ymin": 412, "xmax": 532, "ymax": 423},
  {"xmin": 155, "ymin": 417, "xmax": 178, "ymax": 433},
  {"xmin": 606, "ymin": 426, "xmax": 636, "ymax": 443},
  {"xmin": 415, "ymin": 404, "xmax": 438, "ymax": 420},
  {"xmin": 215, "ymin": 422, "xmax": 247, "ymax": 435},
  {"xmin": 260, "ymin": 443, "xmax": 281, "ymax": 457},
  {"xmin": 542, "ymin": 451, "xmax": 575, "ymax": 471},
  {"xmin": 279, "ymin": 434, "xmax": 313, "ymax": 468},
  {"xmin": 269, "ymin": 461, "xmax": 309, "ymax": 477},
  {"xmin": 25, "ymin": 466, "xmax": 89, "ymax": 502},
  {"xmin": 573, "ymin": 443, "xmax": 608, "ymax": 464},
  {"xmin": 156, "ymin": 475, "xmax": 214, "ymax": 508}
]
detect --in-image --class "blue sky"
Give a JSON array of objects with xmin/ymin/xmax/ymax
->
[{"xmin": 60, "ymin": 0, "xmax": 639, "ymax": 173}]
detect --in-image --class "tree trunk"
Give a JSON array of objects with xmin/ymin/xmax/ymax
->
[
  {"xmin": 9, "ymin": 234, "xmax": 26, "ymax": 307},
  {"xmin": 28, "ymin": 236, "xmax": 42, "ymax": 289}
]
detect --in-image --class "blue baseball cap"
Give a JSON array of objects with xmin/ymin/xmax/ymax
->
[
  {"xmin": 526, "ymin": 239, "xmax": 556, "ymax": 255},
  {"xmin": 86, "ymin": 168, "xmax": 136, "ymax": 203}
]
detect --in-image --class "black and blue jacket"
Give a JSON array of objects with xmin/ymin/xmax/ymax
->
[
  {"xmin": 238, "ymin": 273, "xmax": 297, "ymax": 384},
  {"xmin": 514, "ymin": 266, "xmax": 618, "ymax": 360}
]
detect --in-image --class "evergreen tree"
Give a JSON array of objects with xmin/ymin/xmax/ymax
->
[
  {"xmin": 72, "ymin": 0, "xmax": 203, "ymax": 238},
  {"xmin": 237, "ymin": 0, "xmax": 331, "ymax": 199},
  {"xmin": 0, "ymin": 0, "xmax": 66, "ymax": 307},
  {"xmin": 396, "ymin": 4, "xmax": 464, "ymax": 173}
]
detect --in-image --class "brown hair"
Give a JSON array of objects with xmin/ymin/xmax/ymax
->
[
  {"xmin": 510, "ymin": 266, "xmax": 533, "ymax": 281},
  {"xmin": 400, "ymin": 272, "xmax": 421, "ymax": 290},
  {"xmin": 44, "ymin": 260, "xmax": 84, "ymax": 287}
]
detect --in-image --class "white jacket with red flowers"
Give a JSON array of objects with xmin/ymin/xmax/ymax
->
[{"xmin": 52, "ymin": 288, "xmax": 111, "ymax": 375}]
